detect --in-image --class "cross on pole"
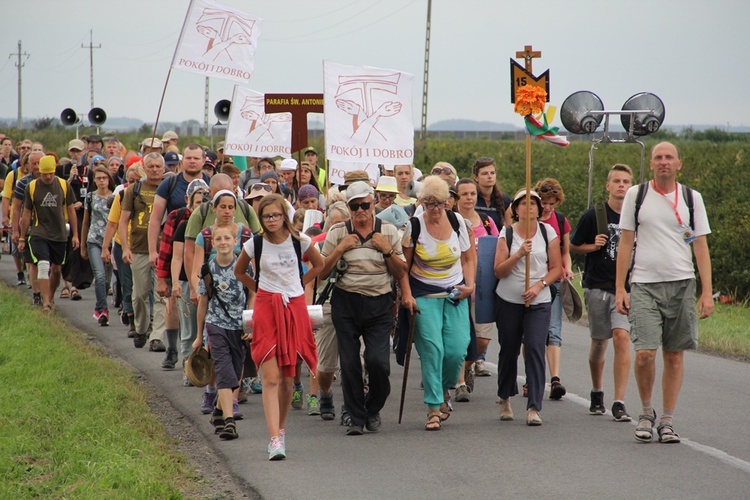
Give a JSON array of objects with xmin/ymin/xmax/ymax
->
[{"xmin": 515, "ymin": 45, "xmax": 541, "ymax": 73}]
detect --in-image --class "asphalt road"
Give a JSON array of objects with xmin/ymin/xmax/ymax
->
[{"xmin": 2, "ymin": 256, "xmax": 749, "ymax": 499}]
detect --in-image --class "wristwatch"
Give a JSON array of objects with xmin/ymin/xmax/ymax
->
[
  {"xmin": 541, "ymin": 280, "xmax": 548, "ymax": 288},
  {"xmin": 383, "ymin": 248, "xmax": 394, "ymax": 258}
]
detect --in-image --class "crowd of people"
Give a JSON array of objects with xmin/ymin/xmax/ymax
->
[{"xmin": 1, "ymin": 133, "xmax": 713, "ymax": 459}]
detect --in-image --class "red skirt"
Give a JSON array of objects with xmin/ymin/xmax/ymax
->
[{"xmin": 251, "ymin": 290, "xmax": 318, "ymax": 378}]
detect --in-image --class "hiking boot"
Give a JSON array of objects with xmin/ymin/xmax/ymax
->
[
  {"xmin": 340, "ymin": 405, "xmax": 352, "ymax": 426},
  {"xmin": 474, "ymin": 360, "xmax": 491, "ymax": 377},
  {"xmin": 589, "ymin": 391, "xmax": 605, "ymax": 415},
  {"xmin": 268, "ymin": 436, "xmax": 286, "ymax": 460},
  {"xmin": 32, "ymin": 293, "xmax": 42, "ymax": 307},
  {"xmin": 307, "ymin": 394, "xmax": 320, "ymax": 416},
  {"xmin": 319, "ymin": 391, "xmax": 335, "ymax": 421},
  {"xmin": 250, "ymin": 377, "xmax": 263, "ymax": 394},
  {"xmin": 464, "ymin": 364, "xmax": 475, "ymax": 393},
  {"xmin": 345, "ymin": 422, "xmax": 364, "ymax": 436},
  {"xmin": 611, "ymin": 401, "xmax": 632, "ymax": 422},
  {"xmin": 149, "ymin": 339, "xmax": 166, "ymax": 352},
  {"xmin": 201, "ymin": 392, "xmax": 217, "ymax": 414},
  {"xmin": 365, "ymin": 413, "xmax": 381, "ymax": 432},
  {"xmin": 133, "ymin": 333, "xmax": 148, "ymax": 348},
  {"xmin": 550, "ymin": 379, "xmax": 567, "ymax": 400},
  {"xmin": 454, "ymin": 384, "xmax": 470, "ymax": 402},
  {"xmin": 17, "ymin": 272, "xmax": 26, "ymax": 286},
  {"xmin": 237, "ymin": 388, "xmax": 248, "ymax": 404},
  {"xmin": 291, "ymin": 384, "xmax": 303, "ymax": 410},
  {"xmin": 121, "ymin": 311, "xmax": 130, "ymax": 326},
  {"xmin": 98, "ymin": 308, "xmax": 109, "ymax": 326},
  {"xmin": 219, "ymin": 417, "xmax": 238, "ymax": 440},
  {"xmin": 161, "ymin": 349, "xmax": 178, "ymax": 370},
  {"xmin": 232, "ymin": 400, "xmax": 243, "ymax": 420}
]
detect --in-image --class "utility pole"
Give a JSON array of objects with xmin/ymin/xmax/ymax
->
[
  {"xmin": 420, "ymin": 0, "xmax": 432, "ymax": 148},
  {"xmin": 82, "ymin": 30, "xmax": 101, "ymax": 108},
  {"xmin": 11, "ymin": 40, "xmax": 30, "ymax": 129},
  {"xmin": 204, "ymin": 77, "xmax": 210, "ymax": 137}
]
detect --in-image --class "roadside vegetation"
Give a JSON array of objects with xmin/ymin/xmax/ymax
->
[{"xmin": 0, "ymin": 284, "xmax": 205, "ymax": 498}]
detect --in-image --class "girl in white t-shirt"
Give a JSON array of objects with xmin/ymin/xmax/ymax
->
[{"xmin": 234, "ymin": 194, "xmax": 323, "ymax": 461}]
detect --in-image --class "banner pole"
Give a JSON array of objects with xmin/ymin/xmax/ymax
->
[{"xmin": 524, "ymin": 132, "xmax": 531, "ymax": 307}]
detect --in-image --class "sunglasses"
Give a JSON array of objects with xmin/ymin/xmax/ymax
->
[
  {"xmin": 251, "ymin": 183, "xmax": 272, "ymax": 192},
  {"xmin": 94, "ymin": 162, "xmax": 106, "ymax": 166},
  {"xmin": 348, "ymin": 201, "xmax": 372, "ymax": 212},
  {"xmin": 20, "ymin": 146, "xmax": 31, "ymax": 150},
  {"xmin": 539, "ymin": 185, "xmax": 560, "ymax": 195},
  {"xmin": 261, "ymin": 213, "xmax": 283, "ymax": 222},
  {"xmin": 432, "ymin": 167, "xmax": 454, "ymax": 176}
]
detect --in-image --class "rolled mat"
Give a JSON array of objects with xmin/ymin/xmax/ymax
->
[{"xmin": 475, "ymin": 235, "xmax": 499, "ymax": 324}]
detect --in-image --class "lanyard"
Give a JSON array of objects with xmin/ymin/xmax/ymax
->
[{"xmin": 651, "ymin": 180, "xmax": 683, "ymax": 226}]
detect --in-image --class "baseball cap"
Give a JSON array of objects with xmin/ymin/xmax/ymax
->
[
  {"xmin": 279, "ymin": 158, "xmax": 298, "ymax": 171},
  {"xmin": 162, "ymin": 130, "xmax": 178, "ymax": 141},
  {"xmin": 164, "ymin": 151, "xmax": 180, "ymax": 166},
  {"xmin": 345, "ymin": 181, "xmax": 374, "ymax": 203},
  {"xmin": 216, "ymin": 141, "xmax": 225, "ymax": 151},
  {"xmin": 512, "ymin": 188, "xmax": 542, "ymax": 203},
  {"xmin": 68, "ymin": 139, "xmax": 85, "ymax": 151},
  {"xmin": 304, "ymin": 146, "xmax": 317, "ymax": 155},
  {"xmin": 88, "ymin": 134, "xmax": 103, "ymax": 143},
  {"xmin": 141, "ymin": 137, "xmax": 163, "ymax": 149},
  {"xmin": 186, "ymin": 179, "xmax": 209, "ymax": 198}
]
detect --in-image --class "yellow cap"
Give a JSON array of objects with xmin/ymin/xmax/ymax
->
[{"xmin": 39, "ymin": 155, "xmax": 57, "ymax": 174}]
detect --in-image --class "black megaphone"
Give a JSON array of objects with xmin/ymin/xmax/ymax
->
[
  {"xmin": 88, "ymin": 107, "xmax": 107, "ymax": 126},
  {"xmin": 214, "ymin": 99, "xmax": 231, "ymax": 122},
  {"xmin": 60, "ymin": 108, "xmax": 80, "ymax": 126}
]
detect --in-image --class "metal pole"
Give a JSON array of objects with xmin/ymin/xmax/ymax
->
[
  {"xmin": 204, "ymin": 77, "xmax": 210, "ymax": 137},
  {"xmin": 12, "ymin": 40, "xmax": 30, "ymax": 130},
  {"xmin": 420, "ymin": 0, "xmax": 432, "ymax": 146},
  {"xmin": 82, "ymin": 30, "xmax": 101, "ymax": 108}
]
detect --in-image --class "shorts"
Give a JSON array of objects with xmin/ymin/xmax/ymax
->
[
  {"xmin": 28, "ymin": 236, "xmax": 67, "ymax": 266},
  {"xmin": 629, "ymin": 279, "xmax": 698, "ymax": 351},
  {"xmin": 205, "ymin": 323, "xmax": 245, "ymax": 391},
  {"xmin": 584, "ymin": 288, "xmax": 631, "ymax": 340},
  {"xmin": 471, "ymin": 300, "xmax": 496, "ymax": 340},
  {"xmin": 313, "ymin": 304, "xmax": 338, "ymax": 373}
]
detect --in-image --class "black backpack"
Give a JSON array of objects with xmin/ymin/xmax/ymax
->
[
  {"xmin": 252, "ymin": 233, "xmax": 303, "ymax": 289},
  {"xmin": 633, "ymin": 182, "xmax": 695, "ymax": 233}
]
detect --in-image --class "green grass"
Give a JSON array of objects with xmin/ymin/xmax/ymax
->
[{"xmin": 0, "ymin": 284, "xmax": 203, "ymax": 498}]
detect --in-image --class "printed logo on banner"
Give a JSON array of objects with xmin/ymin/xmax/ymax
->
[
  {"xmin": 225, "ymin": 87, "xmax": 292, "ymax": 157},
  {"xmin": 324, "ymin": 61, "xmax": 414, "ymax": 164},
  {"xmin": 173, "ymin": 0, "xmax": 263, "ymax": 84}
]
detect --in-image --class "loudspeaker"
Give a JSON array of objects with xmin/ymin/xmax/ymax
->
[
  {"xmin": 404, "ymin": 179, "xmax": 422, "ymax": 199},
  {"xmin": 60, "ymin": 108, "xmax": 80, "ymax": 126},
  {"xmin": 620, "ymin": 93, "xmax": 665, "ymax": 136},
  {"xmin": 88, "ymin": 107, "xmax": 107, "ymax": 126},
  {"xmin": 214, "ymin": 99, "xmax": 231, "ymax": 122},
  {"xmin": 560, "ymin": 91, "xmax": 604, "ymax": 134}
]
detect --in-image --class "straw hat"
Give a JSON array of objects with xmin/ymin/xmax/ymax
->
[{"xmin": 185, "ymin": 347, "xmax": 215, "ymax": 387}]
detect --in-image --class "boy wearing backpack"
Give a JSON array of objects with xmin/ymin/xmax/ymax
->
[{"xmin": 571, "ymin": 164, "xmax": 634, "ymax": 421}]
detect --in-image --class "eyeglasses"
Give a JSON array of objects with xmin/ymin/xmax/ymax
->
[
  {"xmin": 432, "ymin": 167, "xmax": 454, "ymax": 176},
  {"xmin": 261, "ymin": 213, "xmax": 283, "ymax": 222},
  {"xmin": 423, "ymin": 201, "xmax": 446, "ymax": 210},
  {"xmin": 251, "ymin": 183, "xmax": 272, "ymax": 192},
  {"xmin": 378, "ymin": 192, "xmax": 397, "ymax": 199},
  {"xmin": 348, "ymin": 201, "xmax": 372, "ymax": 212},
  {"xmin": 94, "ymin": 176, "xmax": 109, "ymax": 181},
  {"xmin": 20, "ymin": 146, "xmax": 31, "ymax": 151},
  {"xmin": 539, "ymin": 185, "xmax": 560, "ymax": 195}
]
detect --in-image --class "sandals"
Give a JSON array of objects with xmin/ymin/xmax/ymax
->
[
  {"xmin": 425, "ymin": 410, "xmax": 441, "ymax": 431},
  {"xmin": 635, "ymin": 410, "xmax": 656, "ymax": 442},
  {"xmin": 439, "ymin": 401, "xmax": 452, "ymax": 422},
  {"xmin": 657, "ymin": 422, "xmax": 681, "ymax": 444},
  {"xmin": 42, "ymin": 304, "xmax": 53, "ymax": 313},
  {"xmin": 60, "ymin": 287, "xmax": 70, "ymax": 299},
  {"xmin": 70, "ymin": 288, "xmax": 82, "ymax": 301}
]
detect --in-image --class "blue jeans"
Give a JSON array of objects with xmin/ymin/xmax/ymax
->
[
  {"xmin": 87, "ymin": 242, "xmax": 108, "ymax": 312},
  {"xmin": 112, "ymin": 242, "xmax": 133, "ymax": 315},
  {"xmin": 547, "ymin": 282, "xmax": 563, "ymax": 346}
]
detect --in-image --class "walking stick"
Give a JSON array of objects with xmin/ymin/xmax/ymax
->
[{"xmin": 398, "ymin": 306, "xmax": 420, "ymax": 424}]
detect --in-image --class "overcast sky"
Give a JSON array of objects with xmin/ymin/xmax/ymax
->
[{"xmin": 2, "ymin": 0, "xmax": 748, "ymax": 130}]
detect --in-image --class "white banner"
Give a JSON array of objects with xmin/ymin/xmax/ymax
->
[
  {"xmin": 224, "ymin": 87, "xmax": 292, "ymax": 157},
  {"xmin": 327, "ymin": 160, "xmax": 380, "ymax": 186},
  {"xmin": 324, "ymin": 61, "xmax": 415, "ymax": 164},
  {"xmin": 172, "ymin": 0, "xmax": 263, "ymax": 84}
]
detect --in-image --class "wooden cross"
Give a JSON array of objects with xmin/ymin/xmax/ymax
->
[{"xmin": 516, "ymin": 45, "xmax": 542, "ymax": 73}]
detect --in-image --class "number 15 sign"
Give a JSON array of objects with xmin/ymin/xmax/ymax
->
[{"xmin": 510, "ymin": 45, "xmax": 549, "ymax": 103}]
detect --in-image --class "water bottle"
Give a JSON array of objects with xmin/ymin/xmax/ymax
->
[{"xmin": 448, "ymin": 286, "xmax": 461, "ymax": 304}]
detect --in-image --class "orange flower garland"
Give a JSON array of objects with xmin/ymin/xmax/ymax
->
[{"xmin": 514, "ymin": 85, "xmax": 547, "ymax": 117}]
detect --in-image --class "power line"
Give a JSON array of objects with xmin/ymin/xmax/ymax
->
[
  {"xmin": 82, "ymin": 29, "xmax": 101, "ymax": 109},
  {"xmin": 10, "ymin": 40, "xmax": 30, "ymax": 129}
]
